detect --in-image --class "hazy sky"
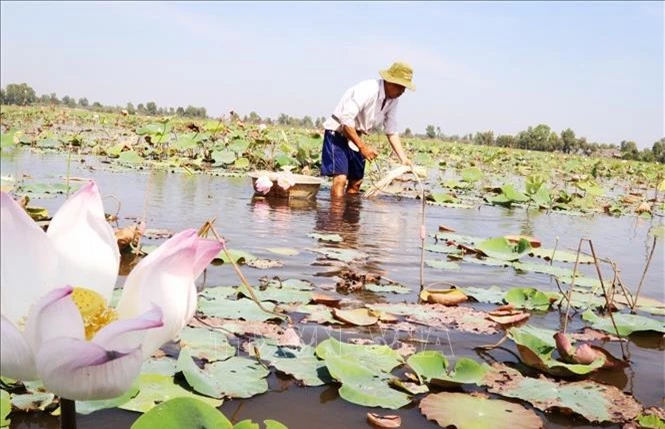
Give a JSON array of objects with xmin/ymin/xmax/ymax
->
[{"xmin": 1, "ymin": 1, "xmax": 663, "ymax": 148}]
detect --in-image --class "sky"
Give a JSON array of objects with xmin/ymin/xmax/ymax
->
[{"xmin": 1, "ymin": 1, "xmax": 663, "ymax": 148}]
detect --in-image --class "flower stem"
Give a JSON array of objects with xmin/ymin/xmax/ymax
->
[{"xmin": 60, "ymin": 398, "xmax": 77, "ymax": 429}]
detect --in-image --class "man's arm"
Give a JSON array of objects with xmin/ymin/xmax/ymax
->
[
  {"xmin": 386, "ymin": 133, "xmax": 413, "ymax": 166},
  {"xmin": 342, "ymin": 125, "xmax": 378, "ymax": 161}
]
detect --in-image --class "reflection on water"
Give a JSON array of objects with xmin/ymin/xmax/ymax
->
[{"xmin": 4, "ymin": 150, "xmax": 664, "ymax": 429}]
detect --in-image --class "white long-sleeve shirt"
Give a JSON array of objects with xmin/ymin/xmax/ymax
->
[{"xmin": 323, "ymin": 79, "xmax": 399, "ymax": 135}]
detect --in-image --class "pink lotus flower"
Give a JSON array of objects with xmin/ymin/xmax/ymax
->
[
  {"xmin": 277, "ymin": 173, "xmax": 296, "ymax": 191},
  {"xmin": 255, "ymin": 175, "xmax": 273, "ymax": 194},
  {"xmin": 0, "ymin": 181, "xmax": 222, "ymax": 400}
]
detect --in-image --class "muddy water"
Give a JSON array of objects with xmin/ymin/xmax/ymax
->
[{"xmin": 3, "ymin": 150, "xmax": 664, "ymax": 429}]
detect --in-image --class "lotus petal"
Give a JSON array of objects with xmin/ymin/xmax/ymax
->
[
  {"xmin": 0, "ymin": 192, "xmax": 57, "ymax": 325},
  {"xmin": 47, "ymin": 182, "xmax": 120, "ymax": 303},
  {"xmin": 0, "ymin": 316, "xmax": 37, "ymax": 381}
]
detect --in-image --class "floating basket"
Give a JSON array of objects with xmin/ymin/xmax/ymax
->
[{"xmin": 248, "ymin": 171, "xmax": 323, "ymax": 200}]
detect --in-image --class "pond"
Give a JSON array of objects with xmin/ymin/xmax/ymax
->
[{"xmin": 3, "ymin": 149, "xmax": 664, "ymax": 429}]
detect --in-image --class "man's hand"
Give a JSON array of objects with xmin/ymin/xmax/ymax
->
[
  {"xmin": 400, "ymin": 158, "xmax": 414, "ymax": 168},
  {"xmin": 360, "ymin": 145, "xmax": 378, "ymax": 161}
]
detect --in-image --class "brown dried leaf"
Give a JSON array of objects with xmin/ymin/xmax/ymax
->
[
  {"xmin": 505, "ymin": 235, "xmax": 542, "ymax": 248},
  {"xmin": 311, "ymin": 293, "xmax": 341, "ymax": 307},
  {"xmin": 367, "ymin": 413, "xmax": 402, "ymax": 428},
  {"xmin": 487, "ymin": 310, "xmax": 530, "ymax": 325},
  {"xmin": 438, "ymin": 224, "xmax": 456, "ymax": 232},
  {"xmin": 420, "ymin": 288, "xmax": 469, "ymax": 306}
]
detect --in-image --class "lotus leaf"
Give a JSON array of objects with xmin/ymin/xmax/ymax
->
[
  {"xmin": 119, "ymin": 374, "xmax": 222, "ymax": 413},
  {"xmin": 310, "ymin": 247, "xmax": 367, "ymax": 262},
  {"xmin": 178, "ymin": 350, "xmax": 269, "ymax": 399},
  {"xmin": 197, "ymin": 297, "xmax": 280, "ymax": 322},
  {"xmin": 308, "ymin": 233, "xmax": 343, "ymax": 242},
  {"xmin": 333, "ymin": 308, "xmax": 379, "ymax": 326},
  {"xmin": 0, "ymin": 390, "xmax": 9, "ymax": 427},
  {"xmin": 131, "ymin": 397, "xmax": 233, "ymax": 429},
  {"xmin": 213, "ymin": 249, "xmax": 258, "ymax": 264},
  {"xmin": 10, "ymin": 392, "xmax": 55, "ymax": 412},
  {"xmin": 237, "ymin": 284, "xmax": 312, "ymax": 304},
  {"xmin": 212, "ymin": 150, "xmax": 237, "ymax": 165},
  {"xmin": 504, "ymin": 287, "xmax": 552, "ymax": 311},
  {"xmin": 178, "ymin": 326, "xmax": 236, "ymax": 361},
  {"xmin": 529, "ymin": 247, "xmax": 595, "ymax": 263},
  {"xmin": 423, "ymin": 243, "xmax": 463, "ymax": 255},
  {"xmin": 324, "ymin": 356, "xmax": 411, "ymax": 409},
  {"xmin": 315, "ymin": 337, "xmax": 403, "ymax": 373},
  {"xmin": 141, "ymin": 357, "xmax": 178, "ymax": 376},
  {"xmin": 117, "ymin": 150, "xmax": 143, "ymax": 164},
  {"xmin": 508, "ymin": 325, "xmax": 605, "ymax": 376},
  {"xmin": 485, "ymin": 365, "xmax": 641, "ymax": 423},
  {"xmin": 461, "ymin": 286, "xmax": 505, "ymax": 304},
  {"xmin": 476, "ymin": 236, "xmax": 532, "ymax": 261},
  {"xmin": 461, "ymin": 166, "xmax": 482, "ymax": 182},
  {"xmin": 425, "ymin": 259, "xmax": 460, "ymax": 270},
  {"xmin": 364, "ymin": 283, "xmax": 411, "ymax": 294},
  {"xmin": 582, "ymin": 310, "xmax": 665, "ymax": 336},
  {"xmin": 420, "ymin": 392, "xmax": 543, "ymax": 429},
  {"xmin": 249, "ymin": 342, "xmax": 331, "ymax": 386}
]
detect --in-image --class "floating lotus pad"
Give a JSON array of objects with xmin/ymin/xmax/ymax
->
[
  {"xmin": 332, "ymin": 308, "xmax": 380, "ymax": 326},
  {"xmin": 119, "ymin": 374, "xmax": 222, "ymax": 413},
  {"xmin": 177, "ymin": 326, "xmax": 235, "ymax": 361},
  {"xmin": 315, "ymin": 337, "xmax": 403, "ymax": 373},
  {"xmin": 197, "ymin": 297, "xmax": 281, "ymax": 322},
  {"xmin": 178, "ymin": 350, "xmax": 269, "ymax": 399},
  {"xmin": 324, "ymin": 356, "xmax": 411, "ymax": 409},
  {"xmin": 249, "ymin": 341, "xmax": 331, "ymax": 387},
  {"xmin": 476, "ymin": 236, "xmax": 532, "ymax": 261},
  {"xmin": 582, "ymin": 310, "xmax": 665, "ymax": 336},
  {"xmin": 131, "ymin": 397, "xmax": 233, "ymax": 429},
  {"xmin": 420, "ymin": 392, "xmax": 543, "ymax": 429},
  {"xmin": 504, "ymin": 287, "xmax": 555, "ymax": 311},
  {"xmin": 508, "ymin": 325, "xmax": 605, "ymax": 376},
  {"xmin": 485, "ymin": 364, "xmax": 642, "ymax": 423},
  {"xmin": 308, "ymin": 233, "xmax": 343, "ymax": 242}
]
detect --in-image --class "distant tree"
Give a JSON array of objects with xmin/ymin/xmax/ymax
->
[
  {"xmin": 620, "ymin": 140, "xmax": 639, "ymax": 160},
  {"xmin": 137, "ymin": 103, "xmax": 146, "ymax": 114},
  {"xmin": 145, "ymin": 101, "xmax": 157, "ymax": 115},
  {"xmin": 650, "ymin": 138, "xmax": 665, "ymax": 163},
  {"xmin": 0, "ymin": 88, "xmax": 4, "ymax": 104},
  {"xmin": 518, "ymin": 124, "xmax": 551, "ymax": 151},
  {"xmin": 247, "ymin": 111, "xmax": 261, "ymax": 123},
  {"xmin": 49, "ymin": 93, "xmax": 60, "ymax": 105},
  {"xmin": 278, "ymin": 114, "xmax": 290, "ymax": 126},
  {"xmin": 301, "ymin": 116, "xmax": 314, "ymax": 128},
  {"xmin": 425, "ymin": 125, "xmax": 436, "ymax": 139},
  {"xmin": 176, "ymin": 107, "xmax": 185, "ymax": 116},
  {"xmin": 473, "ymin": 131, "xmax": 494, "ymax": 146},
  {"xmin": 547, "ymin": 132, "xmax": 561, "ymax": 152},
  {"xmin": 126, "ymin": 102, "xmax": 136, "ymax": 115},
  {"xmin": 78, "ymin": 97, "xmax": 89, "ymax": 107},
  {"xmin": 403, "ymin": 128, "xmax": 412, "ymax": 137},
  {"xmin": 560, "ymin": 128, "xmax": 576, "ymax": 154},
  {"xmin": 92, "ymin": 101, "xmax": 102, "ymax": 109},
  {"xmin": 62, "ymin": 95, "xmax": 76, "ymax": 108},
  {"xmin": 496, "ymin": 134, "xmax": 516, "ymax": 148},
  {"xmin": 4, "ymin": 83, "xmax": 37, "ymax": 105},
  {"xmin": 39, "ymin": 94, "xmax": 50, "ymax": 104},
  {"xmin": 168, "ymin": 107, "xmax": 175, "ymax": 115},
  {"xmin": 639, "ymin": 148, "xmax": 655, "ymax": 162}
]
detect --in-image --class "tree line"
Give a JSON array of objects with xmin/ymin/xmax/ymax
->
[
  {"xmin": 2, "ymin": 83, "xmax": 662, "ymax": 163},
  {"xmin": 0, "ymin": 82, "xmax": 207, "ymax": 118},
  {"xmin": 422, "ymin": 124, "xmax": 665, "ymax": 164}
]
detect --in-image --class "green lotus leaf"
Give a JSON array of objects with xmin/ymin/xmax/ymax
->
[
  {"xmin": 461, "ymin": 166, "xmax": 482, "ymax": 182},
  {"xmin": 178, "ymin": 326, "xmax": 236, "ymax": 362},
  {"xmin": 504, "ymin": 287, "xmax": 552, "ymax": 311},
  {"xmin": 476, "ymin": 237, "xmax": 532, "ymax": 261},
  {"xmin": 420, "ymin": 392, "xmax": 543, "ymax": 429},
  {"xmin": 406, "ymin": 351, "xmax": 448, "ymax": 384},
  {"xmin": 197, "ymin": 297, "xmax": 280, "ymax": 322},
  {"xmin": 425, "ymin": 259, "xmax": 460, "ymax": 270},
  {"xmin": 248, "ymin": 341, "xmax": 331, "ymax": 386},
  {"xmin": 461, "ymin": 286, "xmax": 506, "ymax": 304},
  {"xmin": 119, "ymin": 374, "xmax": 222, "ymax": 413},
  {"xmin": 0, "ymin": 390, "xmax": 10, "ymax": 427},
  {"xmin": 582, "ymin": 310, "xmax": 665, "ymax": 336},
  {"xmin": 529, "ymin": 248, "xmax": 595, "ymax": 264},
  {"xmin": 178, "ymin": 351, "xmax": 269, "ymax": 399},
  {"xmin": 324, "ymin": 356, "xmax": 411, "ymax": 409},
  {"xmin": 315, "ymin": 337, "xmax": 403, "ymax": 373},
  {"xmin": 131, "ymin": 397, "xmax": 232, "ymax": 429}
]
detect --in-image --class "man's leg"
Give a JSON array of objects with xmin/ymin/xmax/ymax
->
[
  {"xmin": 332, "ymin": 175, "xmax": 347, "ymax": 198},
  {"xmin": 346, "ymin": 179, "xmax": 362, "ymax": 194}
]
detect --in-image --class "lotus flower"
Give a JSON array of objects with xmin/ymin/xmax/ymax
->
[
  {"xmin": 255, "ymin": 175, "xmax": 273, "ymax": 194},
  {"xmin": 277, "ymin": 173, "xmax": 296, "ymax": 191},
  {"xmin": 0, "ymin": 181, "xmax": 222, "ymax": 400}
]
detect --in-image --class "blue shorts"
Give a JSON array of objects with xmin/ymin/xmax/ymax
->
[{"xmin": 320, "ymin": 130, "xmax": 366, "ymax": 180}]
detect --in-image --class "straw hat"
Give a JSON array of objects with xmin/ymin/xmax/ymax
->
[{"xmin": 379, "ymin": 62, "xmax": 416, "ymax": 91}]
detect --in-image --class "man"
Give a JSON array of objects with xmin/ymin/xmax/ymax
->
[{"xmin": 321, "ymin": 62, "xmax": 415, "ymax": 198}]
